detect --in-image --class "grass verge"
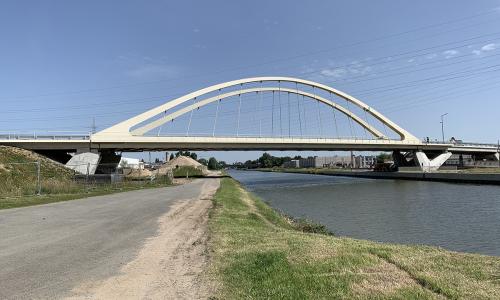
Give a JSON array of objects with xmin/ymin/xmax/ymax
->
[
  {"xmin": 208, "ymin": 178, "xmax": 500, "ymax": 299},
  {"xmin": 173, "ymin": 166, "xmax": 205, "ymax": 178}
]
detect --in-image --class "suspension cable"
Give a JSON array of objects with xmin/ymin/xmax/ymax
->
[
  {"xmin": 303, "ymin": 95, "xmax": 307, "ymax": 137},
  {"xmin": 272, "ymin": 91, "xmax": 275, "ymax": 136},
  {"xmin": 360, "ymin": 110, "xmax": 368, "ymax": 139},
  {"xmin": 314, "ymin": 87, "xmax": 323, "ymax": 137},
  {"xmin": 279, "ymin": 81, "xmax": 282, "ymax": 137},
  {"xmin": 296, "ymin": 83, "xmax": 302, "ymax": 137},
  {"xmin": 259, "ymin": 82, "xmax": 263, "ymax": 137},
  {"xmin": 363, "ymin": 109, "xmax": 371, "ymax": 139},
  {"xmin": 157, "ymin": 110, "xmax": 166, "ymax": 136},
  {"xmin": 236, "ymin": 84, "xmax": 242, "ymax": 137},
  {"xmin": 330, "ymin": 92, "xmax": 339, "ymax": 138},
  {"xmin": 212, "ymin": 90, "xmax": 221, "ymax": 137},
  {"xmin": 345, "ymin": 99, "xmax": 355, "ymax": 138},
  {"xmin": 186, "ymin": 97, "xmax": 196, "ymax": 136},
  {"xmin": 288, "ymin": 92, "xmax": 291, "ymax": 137}
]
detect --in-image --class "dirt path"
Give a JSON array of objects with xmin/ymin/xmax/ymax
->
[{"xmin": 68, "ymin": 178, "xmax": 220, "ymax": 300}]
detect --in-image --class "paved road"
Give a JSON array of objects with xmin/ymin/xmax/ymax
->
[{"xmin": 0, "ymin": 179, "xmax": 211, "ymax": 299}]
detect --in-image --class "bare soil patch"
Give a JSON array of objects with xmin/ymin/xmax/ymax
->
[{"xmin": 68, "ymin": 178, "xmax": 220, "ymax": 299}]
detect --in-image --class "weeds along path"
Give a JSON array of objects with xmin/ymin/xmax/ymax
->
[{"xmin": 209, "ymin": 178, "xmax": 500, "ymax": 299}]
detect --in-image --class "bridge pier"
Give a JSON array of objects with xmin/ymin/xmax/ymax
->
[
  {"xmin": 65, "ymin": 150, "xmax": 121, "ymax": 175},
  {"xmin": 414, "ymin": 151, "xmax": 452, "ymax": 172}
]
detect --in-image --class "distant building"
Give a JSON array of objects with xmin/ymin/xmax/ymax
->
[
  {"xmin": 283, "ymin": 155, "xmax": 376, "ymax": 169},
  {"xmin": 353, "ymin": 155, "xmax": 377, "ymax": 169},
  {"xmin": 283, "ymin": 160, "xmax": 300, "ymax": 168},
  {"xmin": 444, "ymin": 153, "xmax": 499, "ymax": 168},
  {"xmin": 118, "ymin": 157, "xmax": 144, "ymax": 170}
]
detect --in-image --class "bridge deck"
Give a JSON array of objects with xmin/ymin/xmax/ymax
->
[{"xmin": 0, "ymin": 135, "xmax": 497, "ymax": 153}]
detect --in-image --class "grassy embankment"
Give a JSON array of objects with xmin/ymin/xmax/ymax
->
[
  {"xmin": 209, "ymin": 178, "xmax": 500, "ymax": 299},
  {"xmin": 0, "ymin": 146, "xmax": 172, "ymax": 209},
  {"xmin": 172, "ymin": 166, "xmax": 205, "ymax": 178}
]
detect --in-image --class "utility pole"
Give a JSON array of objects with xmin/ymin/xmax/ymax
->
[
  {"xmin": 440, "ymin": 113, "xmax": 448, "ymax": 143},
  {"xmin": 91, "ymin": 117, "xmax": 96, "ymax": 134}
]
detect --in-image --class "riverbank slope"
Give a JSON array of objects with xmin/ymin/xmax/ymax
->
[
  {"xmin": 0, "ymin": 146, "xmax": 174, "ymax": 209},
  {"xmin": 209, "ymin": 178, "xmax": 500, "ymax": 299},
  {"xmin": 256, "ymin": 167, "xmax": 500, "ymax": 185}
]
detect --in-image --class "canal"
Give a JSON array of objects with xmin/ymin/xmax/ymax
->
[{"xmin": 228, "ymin": 170, "xmax": 500, "ymax": 256}]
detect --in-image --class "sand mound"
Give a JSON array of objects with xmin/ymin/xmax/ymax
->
[
  {"xmin": 166, "ymin": 156, "xmax": 203, "ymax": 168},
  {"xmin": 156, "ymin": 156, "xmax": 207, "ymax": 176},
  {"xmin": 123, "ymin": 168, "xmax": 153, "ymax": 178}
]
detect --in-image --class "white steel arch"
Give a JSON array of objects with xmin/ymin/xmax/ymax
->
[
  {"xmin": 94, "ymin": 77, "xmax": 419, "ymax": 142},
  {"xmin": 130, "ymin": 87, "xmax": 385, "ymax": 138}
]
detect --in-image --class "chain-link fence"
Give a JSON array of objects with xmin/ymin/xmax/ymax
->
[
  {"xmin": 0, "ymin": 161, "xmax": 174, "ymax": 199},
  {"xmin": 0, "ymin": 162, "xmax": 42, "ymax": 197}
]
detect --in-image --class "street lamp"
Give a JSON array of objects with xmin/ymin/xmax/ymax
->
[{"xmin": 440, "ymin": 113, "xmax": 448, "ymax": 143}]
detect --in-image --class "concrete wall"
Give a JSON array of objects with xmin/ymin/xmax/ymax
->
[{"xmin": 65, "ymin": 152, "xmax": 100, "ymax": 175}]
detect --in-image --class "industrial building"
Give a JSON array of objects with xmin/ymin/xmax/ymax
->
[{"xmin": 283, "ymin": 155, "xmax": 376, "ymax": 169}]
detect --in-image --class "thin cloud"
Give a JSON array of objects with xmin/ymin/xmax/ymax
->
[
  {"xmin": 443, "ymin": 50, "xmax": 459, "ymax": 58},
  {"xmin": 471, "ymin": 43, "xmax": 498, "ymax": 55},
  {"xmin": 320, "ymin": 68, "xmax": 346, "ymax": 78},
  {"xmin": 481, "ymin": 43, "xmax": 497, "ymax": 51}
]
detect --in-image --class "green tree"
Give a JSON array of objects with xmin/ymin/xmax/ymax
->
[
  {"xmin": 208, "ymin": 157, "xmax": 219, "ymax": 170},
  {"xmin": 376, "ymin": 152, "xmax": 392, "ymax": 163},
  {"xmin": 258, "ymin": 153, "xmax": 274, "ymax": 168},
  {"xmin": 190, "ymin": 152, "xmax": 198, "ymax": 160},
  {"xmin": 198, "ymin": 158, "xmax": 208, "ymax": 166},
  {"xmin": 218, "ymin": 161, "xmax": 227, "ymax": 169}
]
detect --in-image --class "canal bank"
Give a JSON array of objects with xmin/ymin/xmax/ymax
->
[
  {"xmin": 257, "ymin": 167, "xmax": 500, "ymax": 185},
  {"xmin": 209, "ymin": 177, "xmax": 500, "ymax": 299}
]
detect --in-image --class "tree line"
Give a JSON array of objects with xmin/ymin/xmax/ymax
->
[{"xmin": 233, "ymin": 153, "xmax": 304, "ymax": 169}]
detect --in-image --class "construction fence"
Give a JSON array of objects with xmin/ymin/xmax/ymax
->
[{"xmin": 0, "ymin": 162, "xmax": 174, "ymax": 199}]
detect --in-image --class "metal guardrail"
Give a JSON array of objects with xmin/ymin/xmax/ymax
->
[
  {"xmin": 424, "ymin": 140, "xmax": 499, "ymax": 148},
  {"xmin": 453, "ymin": 142, "xmax": 499, "ymax": 148},
  {"xmin": 0, "ymin": 132, "xmax": 90, "ymax": 141}
]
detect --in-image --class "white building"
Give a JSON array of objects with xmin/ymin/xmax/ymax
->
[{"xmin": 118, "ymin": 157, "xmax": 144, "ymax": 170}]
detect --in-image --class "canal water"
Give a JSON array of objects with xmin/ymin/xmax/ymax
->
[{"xmin": 228, "ymin": 170, "xmax": 500, "ymax": 256}]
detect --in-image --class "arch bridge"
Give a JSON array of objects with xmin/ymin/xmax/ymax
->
[{"xmin": 1, "ymin": 77, "xmax": 498, "ymax": 171}]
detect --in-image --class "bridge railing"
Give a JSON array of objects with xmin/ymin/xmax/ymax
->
[
  {"xmin": 425, "ymin": 140, "xmax": 499, "ymax": 148},
  {"xmin": 0, "ymin": 131, "xmax": 90, "ymax": 141},
  {"xmin": 454, "ymin": 142, "xmax": 499, "ymax": 148}
]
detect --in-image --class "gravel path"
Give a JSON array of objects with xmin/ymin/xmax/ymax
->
[{"xmin": 0, "ymin": 178, "xmax": 219, "ymax": 299}]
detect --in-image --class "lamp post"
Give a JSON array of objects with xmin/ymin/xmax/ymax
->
[{"xmin": 440, "ymin": 113, "xmax": 448, "ymax": 143}]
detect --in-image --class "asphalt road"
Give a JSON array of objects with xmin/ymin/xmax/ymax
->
[{"xmin": 0, "ymin": 179, "xmax": 209, "ymax": 299}]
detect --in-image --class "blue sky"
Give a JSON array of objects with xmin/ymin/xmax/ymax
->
[{"xmin": 2, "ymin": 1, "xmax": 500, "ymax": 162}]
